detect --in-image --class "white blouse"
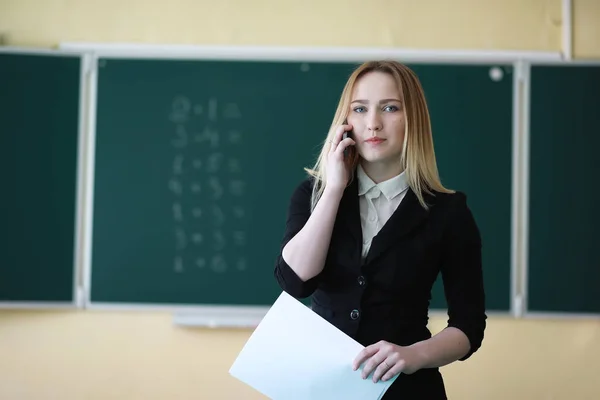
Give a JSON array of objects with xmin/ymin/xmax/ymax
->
[{"xmin": 356, "ymin": 164, "xmax": 410, "ymax": 259}]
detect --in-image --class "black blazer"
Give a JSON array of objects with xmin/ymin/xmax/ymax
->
[{"xmin": 274, "ymin": 176, "xmax": 486, "ymax": 399}]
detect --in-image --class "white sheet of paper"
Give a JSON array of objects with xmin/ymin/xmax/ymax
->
[{"xmin": 229, "ymin": 291, "xmax": 397, "ymax": 400}]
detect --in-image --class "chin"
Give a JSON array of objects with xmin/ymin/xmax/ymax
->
[
  {"xmin": 359, "ymin": 152, "xmax": 388, "ymax": 164},
  {"xmin": 359, "ymin": 151, "xmax": 403, "ymax": 167}
]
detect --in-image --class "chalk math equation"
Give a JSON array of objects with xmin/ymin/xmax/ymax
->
[{"xmin": 168, "ymin": 95, "xmax": 247, "ymax": 274}]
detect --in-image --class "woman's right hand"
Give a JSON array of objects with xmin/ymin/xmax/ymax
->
[{"xmin": 325, "ymin": 124, "xmax": 356, "ymax": 193}]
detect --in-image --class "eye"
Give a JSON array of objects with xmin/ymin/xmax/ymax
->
[
  {"xmin": 383, "ymin": 105, "xmax": 399, "ymax": 112},
  {"xmin": 353, "ymin": 106, "xmax": 366, "ymax": 113}
]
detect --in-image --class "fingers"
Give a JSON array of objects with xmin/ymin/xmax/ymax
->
[
  {"xmin": 335, "ymin": 123, "xmax": 352, "ymax": 141},
  {"xmin": 354, "ymin": 342, "xmax": 387, "ymax": 379},
  {"xmin": 371, "ymin": 359, "xmax": 393, "ymax": 383},
  {"xmin": 381, "ymin": 359, "xmax": 405, "ymax": 382},
  {"xmin": 363, "ymin": 355, "xmax": 404, "ymax": 383},
  {"xmin": 338, "ymin": 137, "xmax": 356, "ymax": 157},
  {"xmin": 361, "ymin": 351, "xmax": 388, "ymax": 380},
  {"xmin": 328, "ymin": 124, "xmax": 353, "ymax": 153},
  {"xmin": 371, "ymin": 351, "xmax": 403, "ymax": 382},
  {"xmin": 352, "ymin": 343, "xmax": 379, "ymax": 371},
  {"xmin": 353, "ymin": 341, "xmax": 404, "ymax": 383},
  {"xmin": 328, "ymin": 137, "xmax": 355, "ymax": 157}
]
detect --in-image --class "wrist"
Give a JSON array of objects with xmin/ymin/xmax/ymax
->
[
  {"xmin": 323, "ymin": 183, "xmax": 345, "ymax": 200},
  {"xmin": 407, "ymin": 340, "xmax": 431, "ymax": 370}
]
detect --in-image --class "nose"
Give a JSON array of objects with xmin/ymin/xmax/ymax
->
[{"xmin": 366, "ymin": 111, "xmax": 382, "ymax": 133}]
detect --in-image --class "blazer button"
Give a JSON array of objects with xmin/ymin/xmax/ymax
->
[
  {"xmin": 350, "ymin": 309, "xmax": 360, "ymax": 320},
  {"xmin": 357, "ymin": 276, "xmax": 366, "ymax": 286}
]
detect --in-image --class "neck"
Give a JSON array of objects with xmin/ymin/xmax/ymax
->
[{"xmin": 359, "ymin": 159, "xmax": 404, "ymax": 184}]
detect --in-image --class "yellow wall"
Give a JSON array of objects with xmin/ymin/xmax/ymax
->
[
  {"xmin": 0, "ymin": 0, "xmax": 596, "ymax": 58},
  {"xmin": 1, "ymin": 1, "xmax": 600, "ymax": 399},
  {"xmin": 2, "ymin": 311, "xmax": 599, "ymax": 400},
  {"xmin": 0, "ymin": 0, "xmax": 567, "ymax": 52},
  {"xmin": 573, "ymin": 0, "xmax": 600, "ymax": 58}
]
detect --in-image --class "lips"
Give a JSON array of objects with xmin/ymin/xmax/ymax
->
[{"xmin": 365, "ymin": 138, "xmax": 385, "ymax": 144}]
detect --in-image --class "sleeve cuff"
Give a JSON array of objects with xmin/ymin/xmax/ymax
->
[
  {"xmin": 274, "ymin": 254, "xmax": 319, "ymax": 299},
  {"xmin": 447, "ymin": 319, "xmax": 486, "ymax": 361}
]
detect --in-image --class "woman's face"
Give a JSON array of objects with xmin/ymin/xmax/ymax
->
[{"xmin": 347, "ymin": 71, "xmax": 406, "ymax": 167}]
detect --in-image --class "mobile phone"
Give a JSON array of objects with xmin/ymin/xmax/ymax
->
[
  {"xmin": 342, "ymin": 131, "xmax": 351, "ymax": 158},
  {"xmin": 342, "ymin": 129, "xmax": 356, "ymax": 160},
  {"xmin": 342, "ymin": 119, "xmax": 353, "ymax": 159}
]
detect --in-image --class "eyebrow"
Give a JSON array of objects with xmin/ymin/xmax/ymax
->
[{"xmin": 351, "ymin": 98, "xmax": 402, "ymax": 104}]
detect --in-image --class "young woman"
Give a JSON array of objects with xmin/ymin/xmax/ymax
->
[{"xmin": 274, "ymin": 60, "xmax": 486, "ymax": 399}]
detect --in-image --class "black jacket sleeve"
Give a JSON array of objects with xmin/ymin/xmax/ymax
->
[
  {"xmin": 273, "ymin": 178, "xmax": 321, "ymax": 299},
  {"xmin": 440, "ymin": 192, "xmax": 487, "ymax": 361}
]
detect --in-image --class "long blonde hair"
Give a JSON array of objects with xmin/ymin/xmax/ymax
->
[{"xmin": 304, "ymin": 60, "xmax": 453, "ymax": 211}]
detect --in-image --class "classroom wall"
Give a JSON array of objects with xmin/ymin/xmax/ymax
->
[
  {"xmin": 1, "ymin": 1, "xmax": 599, "ymax": 399},
  {"xmin": 0, "ymin": 0, "xmax": 597, "ymax": 59}
]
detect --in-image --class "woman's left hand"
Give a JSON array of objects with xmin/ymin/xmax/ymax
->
[{"xmin": 352, "ymin": 340, "xmax": 424, "ymax": 383}]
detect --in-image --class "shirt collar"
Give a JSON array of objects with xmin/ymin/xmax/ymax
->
[{"xmin": 357, "ymin": 164, "xmax": 409, "ymax": 201}]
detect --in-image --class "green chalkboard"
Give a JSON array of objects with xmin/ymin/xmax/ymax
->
[
  {"xmin": 91, "ymin": 59, "xmax": 355, "ymax": 306},
  {"xmin": 421, "ymin": 64, "xmax": 513, "ymax": 312},
  {"xmin": 528, "ymin": 65, "xmax": 600, "ymax": 314},
  {"xmin": 90, "ymin": 58, "xmax": 513, "ymax": 311},
  {"xmin": 0, "ymin": 51, "xmax": 81, "ymax": 304}
]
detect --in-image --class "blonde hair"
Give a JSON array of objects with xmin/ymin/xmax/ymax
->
[{"xmin": 304, "ymin": 60, "xmax": 453, "ymax": 211}]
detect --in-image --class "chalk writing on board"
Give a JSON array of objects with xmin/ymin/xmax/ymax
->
[
  {"xmin": 174, "ymin": 257, "xmax": 184, "ymax": 273},
  {"xmin": 169, "ymin": 178, "xmax": 183, "ymax": 196},
  {"xmin": 229, "ymin": 180, "xmax": 245, "ymax": 196},
  {"xmin": 228, "ymin": 130, "xmax": 242, "ymax": 144},
  {"xmin": 171, "ymin": 96, "xmax": 242, "ymax": 121},
  {"xmin": 169, "ymin": 96, "xmax": 191, "ymax": 123},
  {"xmin": 233, "ymin": 206, "xmax": 245, "ymax": 219},
  {"xmin": 175, "ymin": 228, "xmax": 187, "ymax": 250},
  {"xmin": 192, "ymin": 233, "xmax": 203, "ymax": 244},
  {"xmin": 195, "ymin": 126, "xmax": 219, "ymax": 148},
  {"xmin": 212, "ymin": 205, "xmax": 225, "ymax": 226},
  {"xmin": 173, "ymin": 154, "xmax": 184, "ymax": 175},
  {"xmin": 172, "ymin": 203, "xmax": 183, "ymax": 222},
  {"xmin": 191, "ymin": 183, "xmax": 202, "ymax": 193},
  {"xmin": 209, "ymin": 177, "xmax": 224, "ymax": 200},
  {"xmin": 169, "ymin": 96, "xmax": 247, "ymax": 273},
  {"xmin": 236, "ymin": 258, "xmax": 247, "ymax": 271},
  {"xmin": 212, "ymin": 255, "xmax": 227, "ymax": 273},
  {"xmin": 172, "ymin": 125, "xmax": 188, "ymax": 148},
  {"xmin": 207, "ymin": 98, "xmax": 218, "ymax": 121},
  {"xmin": 207, "ymin": 153, "xmax": 223, "ymax": 173},
  {"xmin": 213, "ymin": 230, "xmax": 226, "ymax": 251},
  {"xmin": 233, "ymin": 231, "xmax": 246, "ymax": 246},
  {"xmin": 228, "ymin": 158, "xmax": 242, "ymax": 173}
]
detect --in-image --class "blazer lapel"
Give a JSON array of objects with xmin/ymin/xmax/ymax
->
[
  {"xmin": 364, "ymin": 188, "xmax": 431, "ymax": 265},
  {"xmin": 332, "ymin": 180, "xmax": 362, "ymax": 268},
  {"xmin": 337, "ymin": 177, "xmax": 363, "ymax": 262}
]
